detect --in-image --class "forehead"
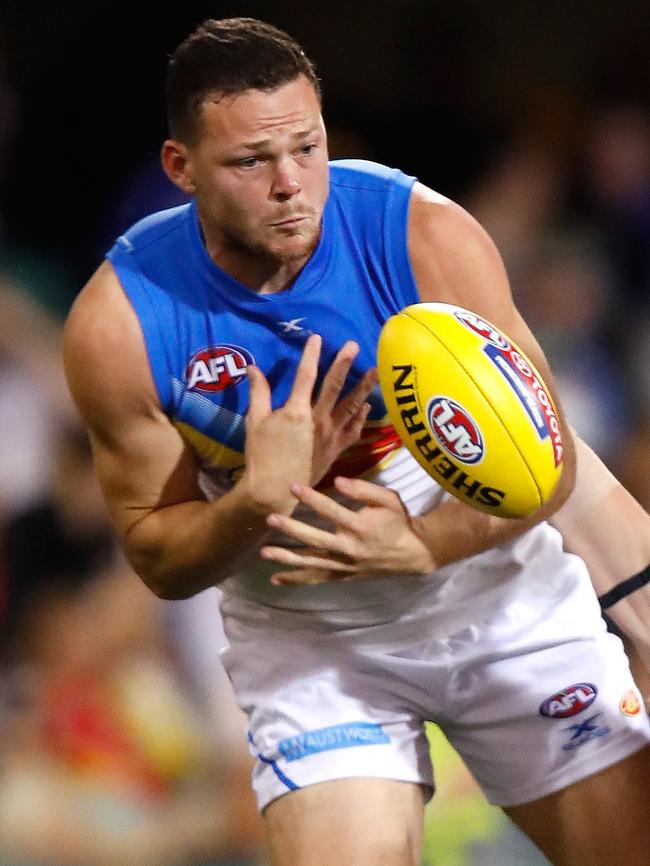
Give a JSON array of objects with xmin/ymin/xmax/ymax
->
[{"xmin": 197, "ymin": 75, "xmax": 322, "ymax": 146}]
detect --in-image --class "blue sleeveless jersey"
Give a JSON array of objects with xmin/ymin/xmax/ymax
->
[{"xmin": 106, "ymin": 160, "xmax": 420, "ymax": 488}]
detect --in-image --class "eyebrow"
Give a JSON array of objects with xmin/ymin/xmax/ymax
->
[{"xmin": 239, "ymin": 126, "xmax": 320, "ymax": 151}]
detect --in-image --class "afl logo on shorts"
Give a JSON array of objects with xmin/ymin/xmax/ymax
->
[
  {"xmin": 185, "ymin": 345, "xmax": 254, "ymax": 393},
  {"xmin": 454, "ymin": 310, "xmax": 511, "ymax": 350},
  {"xmin": 539, "ymin": 683, "xmax": 598, "ymax": 719},
  {"xmin": 426, "ymin": 396, "xmax": 484, "ymax": 464}
]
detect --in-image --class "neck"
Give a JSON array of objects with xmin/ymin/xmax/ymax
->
[
  {"xmin": 204, "ymin": 236, "xmax": 311, "ymax": 294},
  {"xmin": 197, "ymin": 208, "xmax": 317, "ymax": 294}
]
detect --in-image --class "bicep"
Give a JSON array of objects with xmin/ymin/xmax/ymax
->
[{"xmin": 88, "ymin": 409, "xmax": 205, "ymax": 540}]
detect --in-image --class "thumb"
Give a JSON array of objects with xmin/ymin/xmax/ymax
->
[
  {"xmin": 334, "ymin": 476, "xmax": 402, "ymax": 509},
  {"xmin": 246, "ymin": 365, "xmax": 271, "ymax": 424}
]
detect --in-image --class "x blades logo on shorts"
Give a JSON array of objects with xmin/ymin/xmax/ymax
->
[
  {"xmin": 426, "ymin": 396, "xmax": 484, "ymax": 464},
  {"xmin": 539, "ymin": 683, "xmax": 598, "ymax": 719},
  {"xmin": 185, "ymin": 344, "xmax": 255, "ymax": 392},
  {"xmin": 561, "ymin": 712, "xmax": 611, "ymax": 751}
]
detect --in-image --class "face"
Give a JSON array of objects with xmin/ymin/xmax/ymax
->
[{"xmin": 163, "ymin": 75, "xmax": 329, "ymax": 267}]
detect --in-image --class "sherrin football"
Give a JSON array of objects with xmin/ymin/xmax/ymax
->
[{"xmin": 377, "ymin": 303, "xmax": 563, "ymax": 518}]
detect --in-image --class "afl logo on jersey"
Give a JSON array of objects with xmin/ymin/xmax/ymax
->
[
  {"xmin": 426, "ymin": 396, "xmax": 484, "ymax": 464},
  {"xmin": 454, "ymin": 310, "xmax": 511, "ymax": 350},
  {"xmin": 539, "ymin": 683, "xmax": 598, "ymax": 719},
  {"xmin": 185, "ymin": 345, "xmax": 255, "ymax": 393}
]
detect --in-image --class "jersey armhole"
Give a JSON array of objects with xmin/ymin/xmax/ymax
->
[
  {"xmin": 106, "ymin": 246, "xmax": 174, "ymax": 412},
  {"xmin": 383, "ymin": 171, "xmax": 420, "ymax": 311}
]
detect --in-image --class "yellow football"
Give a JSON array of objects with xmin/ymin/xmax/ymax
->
[{"xmin": 377, "ymin": 303, "xmax": 563, "ymax": 518}]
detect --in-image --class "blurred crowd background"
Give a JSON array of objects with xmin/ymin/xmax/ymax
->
[{"xmin": 0, "ymin": 1, "xmax": 648, "ymax": 864}]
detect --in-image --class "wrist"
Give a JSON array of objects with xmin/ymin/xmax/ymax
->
[
  {"xmin": 400, "ymin": 516, "xmax": 438, "ymax": 574},
  {"xmin": 406, "ymin": 514, "xmax": 440, "ymax": 572},
  {"xmin": 238, "ymin": 469, "xmax": 297, "ymax": 517}
]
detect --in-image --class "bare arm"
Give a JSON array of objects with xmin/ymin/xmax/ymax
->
[
  {"xmin": 63, "ymin": 261, "xmax": 373, "ymax": 599},
  {"xmin": 401, "ymin": 184, "xmax": 576, "ymax": 563},
  {"xmin": 552, "ymin": 435, "xmax": 650, "ymax": 671},
  {"xmin": 552, "ymin": 435, "xmax": 650, "ymax": 588}
]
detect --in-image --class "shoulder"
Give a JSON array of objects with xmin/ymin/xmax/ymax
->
[
  {"xmin": 408, "ymin": 182, "xmax": 494, "ymax": 251},
  {"xmin": 329, "ymin": 159, "xmax": 416, "ymax": 193},
  {"xmin": 110, "ymin": 203, "xmax": 192, "ymax": 257},
  {"xmin": 407, "ymin": 182, "xmax": 514, "ymax": 321},
  {"xmin": 63, "ymin": 261, "xmax": 158, "ymax": 438}
]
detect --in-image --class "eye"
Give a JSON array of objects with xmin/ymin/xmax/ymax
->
[
  {"xmin": 236, "ymin": 156, "xmax": 261, "ymax": 169},
  {"xmin": 299, "ymin": 143, "xmax": 317, "ymax": 156}
]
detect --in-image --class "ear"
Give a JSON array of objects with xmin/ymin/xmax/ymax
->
[{"xmin": 161, "ymin": 139, "xmax": 196, "ymax": 195}]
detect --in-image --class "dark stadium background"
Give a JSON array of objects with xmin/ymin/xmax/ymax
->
[
  {"xmin": 0, "ymin": 3, "xmax": 648, "ymax": 864},
  {"xmin": 2, "ymin": 0, "xmax": 648, "ymax": 291}
]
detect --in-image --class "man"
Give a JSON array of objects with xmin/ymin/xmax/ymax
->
[{"xmin": 63, "ymin": 18, "xmax": 650, "ymax": 866}]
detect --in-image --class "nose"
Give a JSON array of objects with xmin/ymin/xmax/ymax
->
[{"xmin": 271, "ymin": 159, "xmax": 301, "ymax": 201}]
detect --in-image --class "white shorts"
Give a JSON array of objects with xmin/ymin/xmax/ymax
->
[{"xmin": 220, "ymin": 568, "xmax": 650, "ymax": 812}]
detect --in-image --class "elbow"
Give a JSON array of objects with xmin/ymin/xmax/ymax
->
[
  {"xmin": 143, "ymin": 577, "xmax": 198, "ymax": 601},
  {"xmin": 124, "ymin": 544, "xmax": 212, "ymax": 601}
]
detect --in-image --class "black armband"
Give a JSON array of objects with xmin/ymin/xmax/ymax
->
[{"xmin": 598, "ymin": 564, "xmax": 650, "ymax": 611}]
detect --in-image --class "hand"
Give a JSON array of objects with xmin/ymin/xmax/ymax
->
[
  {"xmin": 259, "ymin": 476, "xmax": 436, "ymax": 585},
  {"xmin": 311, "ymin": 342, "xmax": 377, "ymax": 485},
  {"xmin": 243, "ymin": 334, "xmax": 321, "ymax": 515},
  {"xmin": 242, "ymin": 337, "xmax": 376, "ymax": 515}
]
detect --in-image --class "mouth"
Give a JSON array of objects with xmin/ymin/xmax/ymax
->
[{"xmin": 271, "ymin": 216, "xmax": 309, "ymax": 229}]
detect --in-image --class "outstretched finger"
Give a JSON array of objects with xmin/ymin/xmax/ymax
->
[
  {"xmin": 286, "ymin": 334, "xmax": 322, "ymax": 406},
  {"xmin": 314, "ymin": 340, "xmax": 360, "ymax": 415},
  {"xmin": 246, "ymin": 365, "xmax": 272, "ymax": 424},
  {"xmin": 334, "ymin": 476, "xmax": 403, "ymax": 509},
  {"xmin": 265, "ymin": 512, "xmax": 353, "ymax": 553},
  {"xmin": 270, "ymin": 567, "xmax": 351, "ymax": 586},
  {"xmin": 289, "ymin": 483, "xmax": 359, "ymax": 531},
  {"xmin": 333, "ymin": 366, "xmax": 378, "ymax": 421},
  {"xmin": 340, "ymin": 402, "xmax": 372, "ymax": 443},
  {"xmin": 261, "ymin": 545, "xmax": 356, "ymax": 573}
]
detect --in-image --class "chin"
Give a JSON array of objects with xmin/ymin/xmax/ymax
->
[{"xmin": 270, "ymin": 229, "xmax": 320, "ymax": 263}]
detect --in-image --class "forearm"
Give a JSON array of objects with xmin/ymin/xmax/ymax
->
[
  {"xmin": 123, "ymin": 479, "xmax": 287, "ymax": 599},
  {"xmin": 410, "ymin": 494, "xmax": 550, "ymax": 567},
  {"xmin": 411, "ymin": 436, "xmax": 576, "ymax": 568},
  {"xmin": 551, "ymin": 437, "xmax": 650, "ymax": 592}
]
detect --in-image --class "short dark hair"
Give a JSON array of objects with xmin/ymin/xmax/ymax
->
[{"xmin": 166, "ymin": 17, "xmax": 321, "ymax": 143}]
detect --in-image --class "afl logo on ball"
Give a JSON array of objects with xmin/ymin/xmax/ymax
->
[
  {"xmin": 426, "ymin": 397, "xmax": 484, "ymax": 464},
  {"xmin": 455, "ymin": 310, "xmax": 511, "ymax": 350},
  {"xmin": 539, "ymin": 683, "xmax": 598, "ymax": 719},
  {"xmin": 185, "ymin": 345, "xmax": 254, "ymax": 392}
]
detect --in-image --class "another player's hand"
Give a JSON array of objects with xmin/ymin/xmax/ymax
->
[{"xmin": 259, "ymin": 476, "xmax": 436, "ymax": 584}]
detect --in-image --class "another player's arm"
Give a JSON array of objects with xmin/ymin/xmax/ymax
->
[
  {"xmin": 405, "ymin": 183, "xmax": 577, "ymax": 564},
  {"xmin": 63, "ymin": 262, "xmax": 369, "ymax": 599}
]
